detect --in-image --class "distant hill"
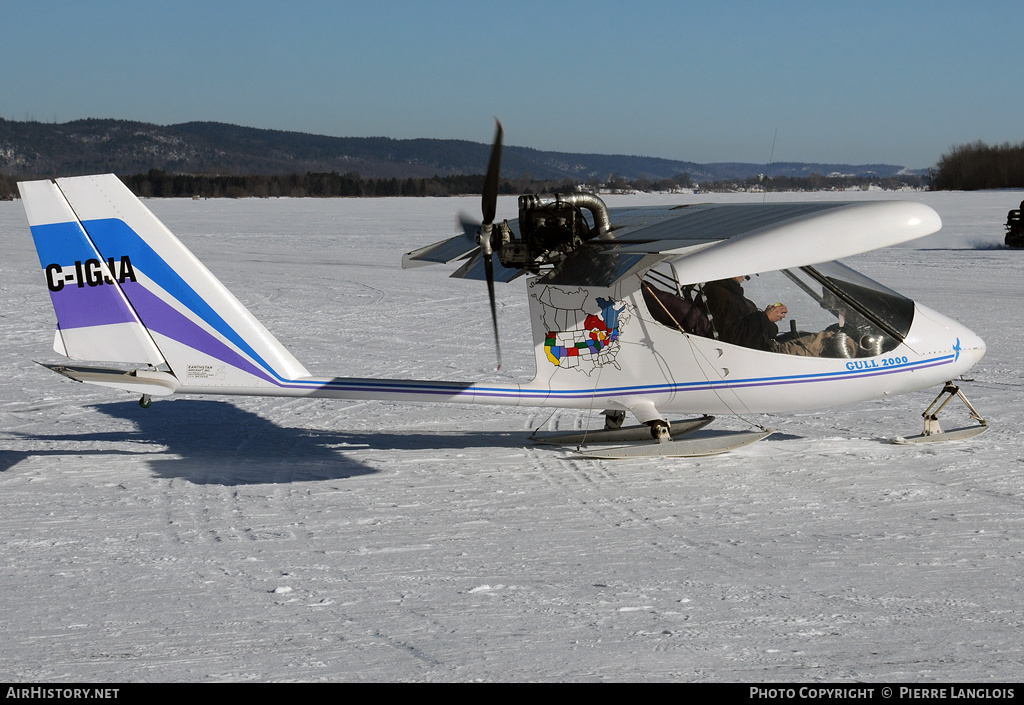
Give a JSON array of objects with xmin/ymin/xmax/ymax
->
[{"xmin": 0, "ymin": 118, "xmax": 924, "ymax": 182}]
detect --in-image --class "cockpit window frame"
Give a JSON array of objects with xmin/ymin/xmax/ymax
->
[{"xmin": 798, "ymin": 262, "xmax": 914, "ymax": 343}]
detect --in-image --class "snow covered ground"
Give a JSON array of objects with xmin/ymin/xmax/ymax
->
[{"xmin": 1, "ymin": 189, "xmax": 1022, "ymax": 682}]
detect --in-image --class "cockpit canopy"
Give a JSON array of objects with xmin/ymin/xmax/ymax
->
[{"xmin": 642, "ymin": 260, "xmax": 914, "ymax": 358}]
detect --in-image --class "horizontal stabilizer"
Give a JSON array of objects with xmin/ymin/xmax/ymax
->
[{"xmin": 38, "ymin": 362, "xmax": 180, "ymax": 396}]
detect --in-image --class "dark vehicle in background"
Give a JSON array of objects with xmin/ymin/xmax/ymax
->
[{"xmin": 1006, "ymin": 200, "xmax": 1024, "ymax": 247}]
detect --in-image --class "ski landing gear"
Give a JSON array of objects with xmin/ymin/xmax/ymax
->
[
  {"xmin": 894, "ymin": 381, "xmax": 989, "ymax": 444},
  {"xmin": 532, "ymin": 414, "xmax": 773, "ymax": 458}
]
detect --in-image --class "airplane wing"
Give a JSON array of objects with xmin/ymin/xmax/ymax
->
[
  {"xmin": 404, "ymin": 200, "xmax": 941, "ymax": 287},
  {"xmin": 606, "ymin": 201, "xmax": 940, "ymax": 285}
]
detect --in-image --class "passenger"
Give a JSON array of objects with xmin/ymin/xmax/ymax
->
[
  {"xmin": 640, "ymin": 282, "xmax": 712, "ymax": 337},
  {"xmin": 703, "ymin": 276, "xmax": 849, "ymax": 357}
]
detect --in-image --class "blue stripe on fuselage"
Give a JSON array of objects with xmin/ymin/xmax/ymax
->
[{"xmin": 267, "ymin": 353, "xmax": 954, "ymax": 399}]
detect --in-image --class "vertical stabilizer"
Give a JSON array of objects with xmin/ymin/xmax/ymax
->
[
  {"xmin": 19, "ymin": 179, "xmax": 166, "ymax": 365},
  {"xmin": 20, "ymin": 175, "xmax": 310, "ymax": 389}
]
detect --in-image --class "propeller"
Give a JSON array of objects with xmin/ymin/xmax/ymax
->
[{"xmin": 477, "ymin": 120, "xmax": 503, "ymax": 370}]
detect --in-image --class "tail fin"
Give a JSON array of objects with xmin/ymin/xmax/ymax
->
[{"xmin": 20, "ymin": 174, "xmax": 309, "ymax": 390}]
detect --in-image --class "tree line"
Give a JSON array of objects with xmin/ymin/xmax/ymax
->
[
  {"xmin": 0, "ymin": 170, "xmax": 584, "ymax": 200},
  {"xmin": 0, "ymin": 169, "xmax": 930, "ymax": 201},
  {"xmin": 706, "ymin": 173, "xmax": 928, "ymax": 193},
  {"xmin": 137, "ymin": 170, "xmax": 614, "ymax": 198},
  {"xmin": 930, "ymin": 140, "xmax": 1024, "ymax": 190}
]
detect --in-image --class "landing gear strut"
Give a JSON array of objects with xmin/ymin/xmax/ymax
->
[
  {"xmin": 921, "ymin": 382, "xmax": 986, "ymax": 435},
  {"xmin": 895, "ymin": 381, "xmax": 989, "ymax": 444}
]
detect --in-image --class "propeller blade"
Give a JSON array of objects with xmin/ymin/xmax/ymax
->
[
  {"xmin": 483, "ymin": 252, "xmax": 502, "ymax": 371},
  {"xmin": 458, "ymin": 121, "xmax": 505, "ymax": 371},
  {"xmin": 482, "ymin": 120, "xmax": 503, "ymax": 226},
  {"xmin": 477, "ymin": 120, "xmax": 503, "ymax": 370}
]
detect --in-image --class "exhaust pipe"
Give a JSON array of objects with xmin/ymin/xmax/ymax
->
[{"xmin": 518, "ymin": 193, "xmax": 612, "ymax": 236}]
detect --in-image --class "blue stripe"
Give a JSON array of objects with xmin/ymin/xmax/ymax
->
[
  {"xmin": 29, "ymin": 221, "xmax": 100, "ymax": 267},
  {"xmin": 265, "ymin": 354, "xmax": 955, "ymax": 398}
]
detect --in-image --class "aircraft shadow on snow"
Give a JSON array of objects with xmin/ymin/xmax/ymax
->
[{"xmin": 3, "ymin": 399, "xmax": 528, "ymax": 484}]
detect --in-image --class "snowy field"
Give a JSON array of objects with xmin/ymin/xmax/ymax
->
[{"xmin": 1, "ymin": 189, "xmax": 1022, "ymax": 682}]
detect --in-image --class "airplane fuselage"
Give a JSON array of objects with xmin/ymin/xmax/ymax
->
[{"xmin": 166, "ymin": 277, "xmax": 984, "ymax": 423}]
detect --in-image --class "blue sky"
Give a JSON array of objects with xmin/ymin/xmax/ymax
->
[{"xmin": 2, "ymin": 0, "xmax": 1021, "ymax": 168}]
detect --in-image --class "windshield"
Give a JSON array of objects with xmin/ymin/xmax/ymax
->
[{"xmin": 801, "ymin": 261, "xmax": 915, "ymax": 342}]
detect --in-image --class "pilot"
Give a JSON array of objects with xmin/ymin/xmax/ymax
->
[{"xmin": 703, "ymin": 276, "xmax": 846, "ymax": 357}]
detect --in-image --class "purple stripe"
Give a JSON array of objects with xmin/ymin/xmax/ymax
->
[
  {"xmin": 49, "ymin": 285, "xmax": 139, "ymax": 330},
  {"xmin": 122, "ymin": 282, "xmax": 277, "ymax": 384}
]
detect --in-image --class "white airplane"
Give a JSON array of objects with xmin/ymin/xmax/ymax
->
[{"xmin": 17, "ymin": 128, "xmax": 988, "ymax": 457}]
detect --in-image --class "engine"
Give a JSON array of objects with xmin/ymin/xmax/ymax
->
[{"xmin": 496, "ymin": 193, "xmax": 612, "ymax": 272}]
